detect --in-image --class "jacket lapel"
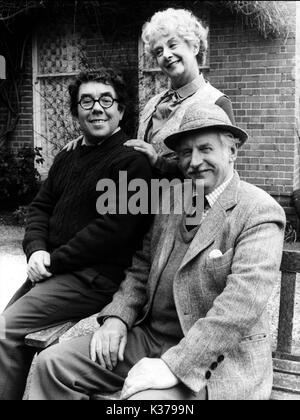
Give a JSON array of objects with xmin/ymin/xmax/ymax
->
[
  {"xmin": 147, "ymin": 213, "xmax": 181, "ymax": 299},
  {"xmin": 179, "ymin": 172, "xmax": 240, "ymax": 270},
  {"xmin": 145, "ymin": 172, "xmax": 240, "ymax": 303},
  {"xmin": 141, "ymin": 93, "xmax": 166, "ymax": 141}
]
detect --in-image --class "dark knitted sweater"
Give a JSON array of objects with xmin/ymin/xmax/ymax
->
[{"xmin": 23, "ymin": 130, "xmax": 153, "ymax": 283}]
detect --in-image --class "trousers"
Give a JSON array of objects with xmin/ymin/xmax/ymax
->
[
  {"xmin": 0, "ymin": 270, "xmax": 119, "ymax": 400},
  {"xmin": 27, "ymin": 325, "xmax": 207, "ymax": 400}
]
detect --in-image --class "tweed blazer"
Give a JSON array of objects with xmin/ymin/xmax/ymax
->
[{"xmin": 99, "ymin": 172, "xmax": 286, "ymax": 400}]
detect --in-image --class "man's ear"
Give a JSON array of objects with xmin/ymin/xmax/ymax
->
[
  {"xmin": 229, "ymin": 144, "xmax": 238, "ymax": 163},
  {"xmin": 119, "ymin": 106, "xmax": 125, "ymax": 121}
]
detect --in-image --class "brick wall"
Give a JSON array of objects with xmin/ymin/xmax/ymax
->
[
  {"xmin": 1, "ymin": 1, "xmax": 299, "ymax": 225},
  {"xmin": 295, "ymin": 1, "xmax": 300, "ymax": 193},
  {"xmin": 0, "ymin": 21, "xmax": 34, "ymax": 153},
  {"xmin": 1, "ymin": 8, "xmax": 139, "ymax": 153},
  {"xmin": 84, "ymin": 25, "xmax": 139, "ymax": 136},
  {"xmin": 208, "ymin": 3, "xmax": 298, "ymax": 225}
]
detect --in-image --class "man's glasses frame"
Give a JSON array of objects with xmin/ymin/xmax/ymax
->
[{"xmin": 78, "ymin": 95, "xmax": 119, "ymax": 110}]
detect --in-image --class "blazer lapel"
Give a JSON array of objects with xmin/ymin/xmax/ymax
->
[
  {"xmin": 147, "ymin": 213, "xmax": 181, "ymax": 299},
  {"xmin": 141, "ymin": 93, "xmax": 165, "ymax": 141},
  {"xmin": 179, "ymin": 172, "xmax": 240, "ymax": 270}
]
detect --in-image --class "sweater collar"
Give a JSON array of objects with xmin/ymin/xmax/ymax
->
[
  {"xmin": 79, "ymin": 129, "xmax": 128, "ymax": 152},
  {"xmin": 81, "ymin": 127, "xmax": 121, "ymax": 146}
]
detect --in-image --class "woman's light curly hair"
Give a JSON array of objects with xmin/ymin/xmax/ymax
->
[{"xmin": 142, "ymin": 8, "xmax": 209, "ymax": 66}]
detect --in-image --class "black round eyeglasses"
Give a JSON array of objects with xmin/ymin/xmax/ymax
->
[{"xmin": 78, "ymin": 95, "xmax": 119, "ymax": 110}]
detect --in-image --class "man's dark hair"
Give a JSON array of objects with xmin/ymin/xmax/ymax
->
[{"xmin": 68, "ymin": 68, "xmax": 128, "ymax": 118}]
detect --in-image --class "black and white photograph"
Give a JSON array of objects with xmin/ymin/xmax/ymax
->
[{"xmin": 0, "ymin": 0, "xmax": 299, "ymax": 401}]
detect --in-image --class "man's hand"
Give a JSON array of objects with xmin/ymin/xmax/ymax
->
[
  {"xmin": 27, "ymin": 251, "xmax": 52, "ymax": 284},
  {"xmin": 90, "ymin": 317, "xmax": 127, "ymax": 371},
  {"xmin": 124, "ymin": 140, "xmax": 158, "ymax": 166},
  {"xmin": 121, "ymin": 358, "xmax": 179, "ymax": 400}
]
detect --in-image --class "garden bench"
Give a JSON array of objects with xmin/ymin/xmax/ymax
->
[
  {"xmin": 271, "ymin": 242, "xmax": 300, "ymax": 400},
  {"xmin": 25, "ymin": 243, "xmax": 300, "ymax": 400}
]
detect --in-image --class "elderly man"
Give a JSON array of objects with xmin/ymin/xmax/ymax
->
[
  {"xmin": 0, "ymin": 69, "xmax": 153, "ymax": 400},
  {"xmin": 28, "ymin": 104, "xmax": 285, "ymax": 400}
]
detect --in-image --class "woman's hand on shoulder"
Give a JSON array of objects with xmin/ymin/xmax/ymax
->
[
  {"xmin": 62, "ymin": 136, "xmax": 82, "ymax": 152},
  {"xmin": 124, "ymin": 139, "xmax": 158, "ymax": 166}
]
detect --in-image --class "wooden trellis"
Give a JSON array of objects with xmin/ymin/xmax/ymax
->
[{"xmin": 32, "ymin": 23, "xmax": 85, "ymax": 178}]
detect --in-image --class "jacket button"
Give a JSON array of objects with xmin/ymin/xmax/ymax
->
[
  {"xmin": 210, "ymin": 362, "xmax": 218, "ymax": 370},
  {"xmin": 205, "ymin": 371, "xmax": 211, "ymax": 380},
  {"xmin": 217, "ymin": 355, "xmax": 225, "ymax": 363}
]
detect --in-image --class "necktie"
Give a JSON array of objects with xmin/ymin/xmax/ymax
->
[{"xmin": 185, "ymin": 196, "xmax": 209, "ymax": 231}]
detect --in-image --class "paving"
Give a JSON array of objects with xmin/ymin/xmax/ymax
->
[{"xmin": 0, "ymin": 225, "xmax": 27, "ymax": 312}]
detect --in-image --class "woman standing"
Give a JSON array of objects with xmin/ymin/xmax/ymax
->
[
  {"xmin": 65, "ymin": 8, "xmax": 234, "ymax": 177},
  {"xmin": 124, "ymin": 8, "xmax": 234, "ymax": 177}
]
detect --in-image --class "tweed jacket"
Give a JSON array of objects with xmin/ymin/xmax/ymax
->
[{"xmin": 99, "ymin": 172, "xmax": 286, "ymax": 400}]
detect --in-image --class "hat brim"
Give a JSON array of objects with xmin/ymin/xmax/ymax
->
[{"xmin": 164, "ymin": 124, "xmax": 248, "ymax": 151}]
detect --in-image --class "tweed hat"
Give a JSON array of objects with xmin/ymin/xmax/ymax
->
[{"xmin": 164, "ymin": 103, "xmax": 248, "ymax": 150}]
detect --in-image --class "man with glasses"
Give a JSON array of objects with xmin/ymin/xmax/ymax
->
[
  {"xmin": 28, "ymin": 104, "xmax": 285, "ymax": 401},
  {"xmin": 0, "ymin": 69, "xmax": 153, "ymax": 400}
]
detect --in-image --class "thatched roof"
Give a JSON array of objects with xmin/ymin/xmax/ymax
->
[
  {"xmin": 0, "ymin": 0, "xmax": 292, "ymax": 39},
  {"xmin": 214, "ymin": 1, "xmax": 290, "ymax": 39}
]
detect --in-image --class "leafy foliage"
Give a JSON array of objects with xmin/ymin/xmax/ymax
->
[
  {"xmin": 284, "ymin": 221, "xmax": 297, "ymax": 243},
  {"xmin": 0, "ymin": 146, "xmax": 43, "ymax": 207},
  {"xmin": 12, "ymin": 205, "xmax": 28, "ymax": 225}
]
